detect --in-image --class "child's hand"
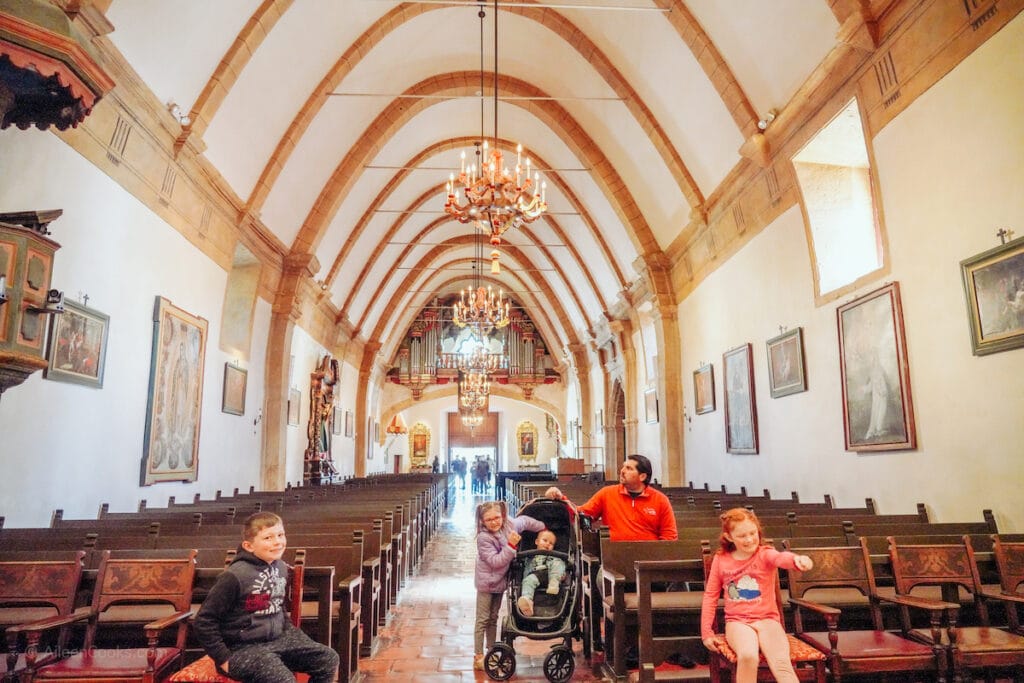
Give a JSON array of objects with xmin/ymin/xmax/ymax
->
[
  {"xmin": 702, "ymin": 637, "xmax": 719, "ymax": 653},
  {"xmin": 794, "ymin": 554, "xmax": 814, "ymax": 571},
  {"xmin": 508, "ymin": 531, "xmax": 522, "ymax": 547}
]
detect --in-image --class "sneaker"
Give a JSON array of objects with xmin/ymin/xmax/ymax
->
[
  {"xmin": 516, "ymin": 596, "xmax": 534, "ymax": 616},
  {"xmin": 473, "ymin": 654, "xmax": 484, "ymax": 670}
]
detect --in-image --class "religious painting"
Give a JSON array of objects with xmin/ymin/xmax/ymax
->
[
  {"xmin": 141, "ymin": 297, "xmax": 207, "ymax": 485},
  {"xmin": 332, "ymin": 407, "xmax": 342, "ymax": 436},
  {"xmin": 595, "ymin": 409, "xmax": 604, "ymax": 434},
  {"xmin": 287, "ymin": 388, "xmax": 300, "ymax": 426},
  {"xmin": 409, "ymin": 422, "xmax": 430, "ymax": 467},
  {"xmin": 960, "ymin": 235, "xmax": 1024, "ymax": 355},
  {"xmin": 766, "ymin": 327, "xmax": 807, "ymax": 398},
  {"xmin": 723, "ymin": 343, "xmax": 758, "ymax": 454},
  {"xmin": 644, "ymin": 388, "xmax": 658, "ymax": 424},
  {"xmin": 44, "ymin": 298, "xmax": 109, "ymax": 388},
  {"xmin": 221, "ymin": 363, "xmax": 247, "ymax": 415},
  {"xmin": 837, "ymin": 282, "xmax": 916, "ymax": 451},
  {"xmin": 693, "ymin": 363, "xmax": 715, "ymax": 414},
  {"xmin": 517, "ymin": 421, "xmax": 538, "ymax": 461},
  {"xmin": 344, "ymin": 409, "xmax": 354, "ymax": 437}
]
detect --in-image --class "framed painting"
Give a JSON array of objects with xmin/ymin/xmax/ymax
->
[
  {"xmin": 287, "ymin": 388, "xmax": 301, "ymax": 426},
  {"xmin": 693, "ymin": 363, "xmax": 715, "ymax": 414},
  {"xmin": 960, "ymin": 235, "xmax": 1024, "ymax": 355},
  {"xmin": 517, "ymin": 421, "xmax": 538, "ymax": 461},
  {"xmin": 644, "ymin": 388, "xmax": 658, "ymax": 424},
  {"xmin": 44, "ymin": 299, "xmax": 109, "ymax": 388},
  {"xmin": 766, "ymin": 327, "xmax": 807, "ymax": 398},
  {"xmin": 221, "ymin": 363, "xmax": 247, "ymax": 415},
  {"xmin": 332, "ymin": 406, "xmax": 342, "ymax": 436},
  {"xmin": 595, "ymin": 408, "xmax": 604, "ymax": 434},
  {"xmin": 837, "ymin": 282, "xmax": 916, "ymax": 451},
  {"xmin": 344, "ymin": 409, "xmax": 354, "ymax": 437},
  {"xmin": 723, "ymin": 343, "xmax": 758, "ymax": 454},
  {"xmin": 141, "ymin": 297, "xmax": 207, "ymax": 485}
]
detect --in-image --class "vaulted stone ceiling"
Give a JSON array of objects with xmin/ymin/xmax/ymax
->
[{"xmin": 103, "ymin": 0, "xmax": 853, "ymax": 363}]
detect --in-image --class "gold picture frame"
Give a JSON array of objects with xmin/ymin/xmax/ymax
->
[
  {"xmin": 221, "ymin": 363, "xmax": 247, "ymax": 416},
  {"xmin": 693, "ymin": 363, "xmax": 715, "ymax": 414},
  {"xmin": 141, "ymin": 297, "xmax": 207, "ymax": 485},
  {"xmin": 960, "ymin": 235, "xmax": 1024, "ymax": 356},
  {"xmin": 44, "ymin": 298, "xmax": 109, "ymax": 388},
  {"xmin": 516, "ymin": 420, "xmax": 538, "ymax": 461}
]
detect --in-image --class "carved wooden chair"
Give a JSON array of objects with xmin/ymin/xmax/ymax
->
[
  {"xmin": 888, "ymin": 535, "xmax": 1024, "ymax": 683},
  {"xmin": 700, "ymin": 541, "xmax": 826, "ymax": 683},
  {"xmin": 784, "ymin": 538, "xmax": 948, "ymax": 682},
  {"xmin": 169, "ymin": 555, "xmax": 307, "ymax": 683},
  {"xmin": 988, "ymin": 534, "xmax": 1024, "ymax": 634},
  {"xmin": 1, "ymin": 551, "xmax": 86, "ymax": 683},
  {"xmin": 20, "ymin": 549, "xmax": 197, "ymax": 683}
]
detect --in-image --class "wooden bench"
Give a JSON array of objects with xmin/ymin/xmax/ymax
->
[
  {"xmin": 599, "ymin": 537, "xmax": 704, "ymax": 678},
  {"xmin": 634, "ymin": 559, "xmax": 706, "ymax": 682}
]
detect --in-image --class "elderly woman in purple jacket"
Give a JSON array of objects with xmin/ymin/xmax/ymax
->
[{"xmin": 473, "ymin": 500, "xmax": 545, "ymax": 670}]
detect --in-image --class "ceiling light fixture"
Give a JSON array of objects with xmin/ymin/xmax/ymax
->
[{"xmin": 443, "ymin": 0, "xmax": 547, "ymax": 275}]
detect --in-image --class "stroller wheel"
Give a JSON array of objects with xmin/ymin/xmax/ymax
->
[
  {"xmin": 543, "ymin": 645, "xmax": 575, "ymax": 683},
  {"xmin": 484, "ymin": 642, "xmax": 516, "ymax": 680}
]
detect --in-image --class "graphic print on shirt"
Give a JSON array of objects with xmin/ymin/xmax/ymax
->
[
  {"xmin": 243, "ymin": 565, "xmax": 286, "ymax": 615},
  {"xmin": 725, "ymin": 575, "xmax": 762, "ymax": 602}
]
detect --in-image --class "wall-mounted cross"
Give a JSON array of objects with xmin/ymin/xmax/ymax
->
[{"xmin": 996, "ymin": 227, "xmax": 1014, "ymax": 244}]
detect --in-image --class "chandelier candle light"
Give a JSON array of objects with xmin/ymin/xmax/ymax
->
[{"xmin": 443, "ymin": 0, "xmax": 547, "ymax": 275}]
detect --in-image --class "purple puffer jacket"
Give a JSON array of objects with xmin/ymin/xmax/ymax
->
[{"xmin": 475, "ymin": 514, "xmax": 545, "ymax": 593}]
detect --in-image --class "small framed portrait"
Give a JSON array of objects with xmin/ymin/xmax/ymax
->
[
  {"xmin": 45, "ymin": 299, "xmax": 110, "ymax": 388},
  {"xmin": 723, "ymin": 343, "xmax": 758, "ymax": 454},
  {"xmin": 344, "ymin": 409, "xmax": 354, "ymax": 437},
  {"xmin": 693, "ymin": 364, "xmax": 715, "ymax": 414},
  {"xmin": 332, "ymin": 406, "xmax": 342, "ymax": 436},
  {"xmin": 960, "ymin": 235, "xmax": 1024, "ymax": 355},
  {"xmin": 221, "ymin": 363, "xmax": 247, "ymax": 416},
  {"xmin": 765, "ymin": 327, "xmax": 807, "ymax": 398}
]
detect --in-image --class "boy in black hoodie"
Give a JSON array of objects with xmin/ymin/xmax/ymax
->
[{"xmin": 193, "ymin": 512, "xmax": 339, "ymax": 683}]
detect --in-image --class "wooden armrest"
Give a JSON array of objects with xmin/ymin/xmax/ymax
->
[
  {"xmin": 143, "ymin": 609, "xmax": 194, "ymax": 632},
  {"xmin": 13, "ymin": 607, "xmax": 92, "ymax": 636},
  {"xmin": 787, "ymin": 596, "xmax": 841, "ymax": 617},
  {"xmin": 980, "ymin": 589, "xmax": 1024, "ymax": 606},
  {"xmin": 601, "ymin": 567, "xmax": 625, "ymax": 588},
  {"xmin": 879, "ymin": 593, "xmax": 957, "ymax": 612}
]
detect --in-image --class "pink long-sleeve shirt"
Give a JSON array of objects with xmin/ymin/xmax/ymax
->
[{"xmin": 700, "ymin": 545, "xmax": 800, "ymax": 640}]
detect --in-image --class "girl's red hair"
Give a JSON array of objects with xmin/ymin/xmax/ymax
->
[{"xmin": 717, "ymin": 507, "xmax": 764, "ymax": 553}]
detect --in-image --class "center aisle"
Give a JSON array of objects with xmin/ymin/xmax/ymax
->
[{"xmin": 357, "ymin": 484, "xmax": 607, "ymax": 682}]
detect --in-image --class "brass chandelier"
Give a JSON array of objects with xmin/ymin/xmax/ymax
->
[{"xmin": 443, "ymin": 0, "xmax": 547, "ymax": 275}]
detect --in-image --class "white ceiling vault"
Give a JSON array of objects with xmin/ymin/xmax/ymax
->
[{"xmin": 104, "ymin": 0, "xmax": 840, "ymax": 362}]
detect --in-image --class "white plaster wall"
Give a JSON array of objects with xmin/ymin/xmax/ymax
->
[
  {"xmin": 0, "ymin": 130, "xmax": 268, "ymax": 526},
  {"xmin": 679, "ymin": 14, "xmax": 1024, "ymax": 531}
]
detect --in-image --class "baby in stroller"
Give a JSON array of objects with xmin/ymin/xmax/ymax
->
[{"xmin": 516, "ymin": 530, "xmax": 566, "ymax": 616}]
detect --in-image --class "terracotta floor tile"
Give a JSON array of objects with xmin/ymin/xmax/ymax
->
[{"xmin": 356, "ymin": 487, "xmax": 610, "ymax": 681}]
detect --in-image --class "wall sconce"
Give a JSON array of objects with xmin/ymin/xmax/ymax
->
[{"xmin": 0, "ymin": 209, "xmax": 63, "ymax": 398}]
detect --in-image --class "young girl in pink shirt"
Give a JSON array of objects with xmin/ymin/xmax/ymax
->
[{"xmin": 700, "ymin": 508, "xmax": 813, "ymax": 683}]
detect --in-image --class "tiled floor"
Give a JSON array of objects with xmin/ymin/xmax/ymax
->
[{"xmin": 358, "ymin": 486, "xmax": 611, "ymax": 682}]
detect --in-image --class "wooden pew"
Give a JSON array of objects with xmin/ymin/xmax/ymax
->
[
  {"xmin": 633, "ymin": 559, "xmax": 706, "ymax": 682},
  {"xmin": 599, "ymin": 537, "xmax": 704, "ymax": 678}
]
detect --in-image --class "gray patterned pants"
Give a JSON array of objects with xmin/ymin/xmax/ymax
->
[{"xmin": 222, "ymin": 625, "xmax": 339, "ymax": 683}]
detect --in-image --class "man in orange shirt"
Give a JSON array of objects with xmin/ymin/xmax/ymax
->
[{"xmin": 577, "ymin": 454, "xmax": 677, "ymax": 541}]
